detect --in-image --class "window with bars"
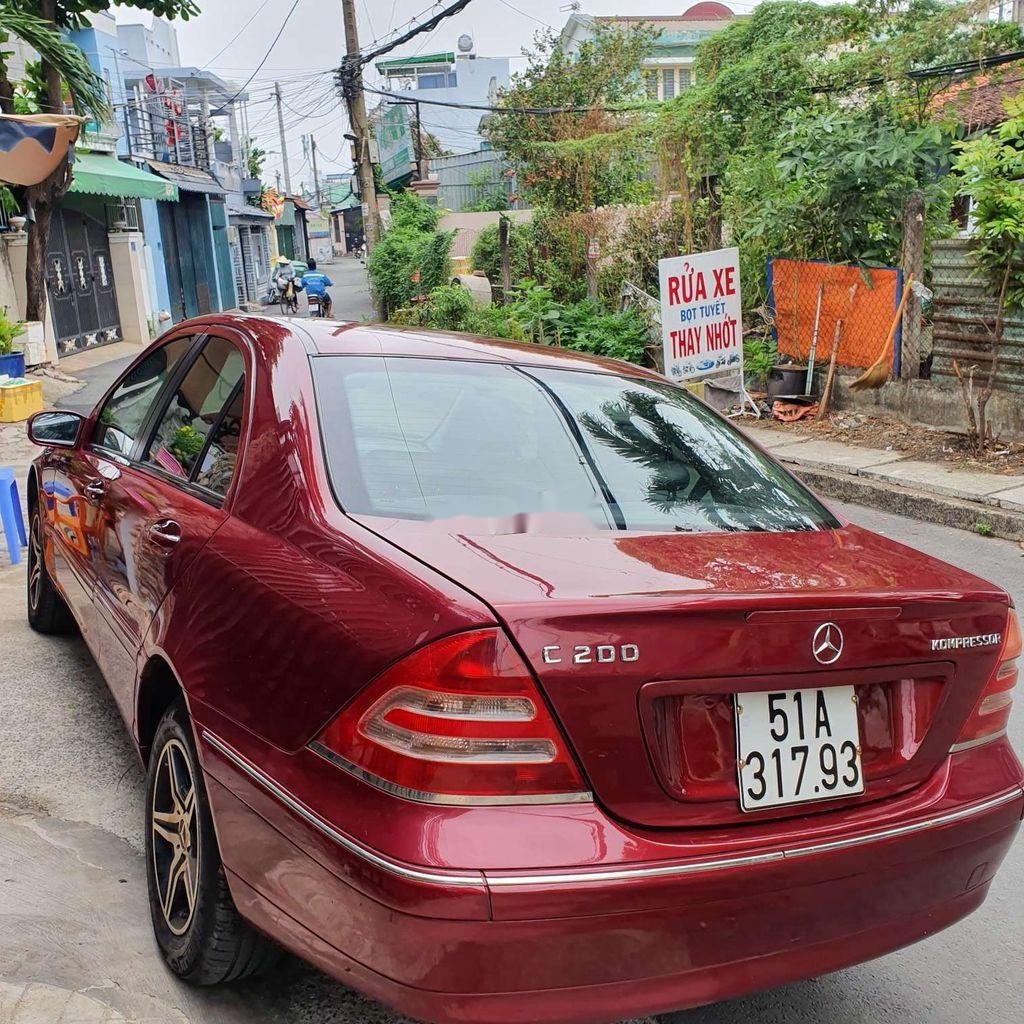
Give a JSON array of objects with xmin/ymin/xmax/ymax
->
[
  {"xmin": 662, "ymin": 68, "xmax": 676, "ymax": 101},
  {"xmin": 646, "ymin": 66, "xmax": 696, "ymax": 101}
]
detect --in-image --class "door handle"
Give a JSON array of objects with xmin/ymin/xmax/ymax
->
[
  {"xmin": 148, "ymin": 519, "xmax": 182, "ymax": 547},
  {"xmin": 83, "ymin": 479, "xmax": 106, "ymax": 504}
]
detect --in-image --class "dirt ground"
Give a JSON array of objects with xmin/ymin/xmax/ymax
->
[{"xmin": 754, "ymin": 408, "xmax": 1024, "ymax": 476}]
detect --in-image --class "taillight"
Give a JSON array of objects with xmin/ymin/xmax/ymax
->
[
  {"xmin": 952, "ymin": 609, "xmax": 1021, "ymax": 752},
  {"xmin": 310, "ymin": 629, "xmax": 590, "ymax": 804}
]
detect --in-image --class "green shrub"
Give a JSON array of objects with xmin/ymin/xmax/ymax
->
[
  {"xmin": 416, "ymin": 284, "xmax": 477, "ymax": 331},
  {"xmin": 743, "ymin": 333, "xmax": 778, "ymax": 390},
  {"xmin": 417, "ymin": 229, "xmax": 455, "ymax": 295},
  {"xmin": 367, "ymin": 227, "xmax": 423, "ymax": 315},
  {"xmin": 368, "ymin": 189, "xmax": 453, "ymax": 315},
  {"xmin": 469, "ymin": 220, "xmax": 533, "ymax": 284},
  {"xmin": 0, "ymin": 308, "xmax": 26, "ymax": 356},
  {"xmin": 397, "ymin": 281, "xmax": 651, "ymax": 364},
  {"xmin": 389, "ymin": 189, "xmax": 440, "ymax": 233}
]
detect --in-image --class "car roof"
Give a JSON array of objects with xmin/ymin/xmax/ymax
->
[{"xmin": 247, "ymin": 316, "xmax": 667, "ymax": 381}]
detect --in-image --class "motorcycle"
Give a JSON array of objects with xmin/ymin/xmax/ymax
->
[{"xmin": 272, "ymin": 276, "xmax": 300, "ymax": 315}]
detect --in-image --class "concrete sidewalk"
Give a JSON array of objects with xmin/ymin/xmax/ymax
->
[{"xmin": 742, "ymin": 424, "xmax": 1024, "ymax": 540}]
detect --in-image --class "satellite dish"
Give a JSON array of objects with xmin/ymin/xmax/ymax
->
[{"xmin": 457, "ymin": 33, "xmax": 474, "ymax": 53}]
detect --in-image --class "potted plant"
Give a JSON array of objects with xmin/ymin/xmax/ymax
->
[
  {"xmin": 1, "ymin": 186, "xmax": 22, "ymax": 231},
  {"xmin": 0, "ymin": 308, "xmax": 28, "ymax": 379}
]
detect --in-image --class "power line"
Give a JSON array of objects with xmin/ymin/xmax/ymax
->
[
  {"xmin": 357, "ymin": 1, "xmax": 447, "ymax": 59},
  {"xmin": 343, "ymin": 0, "xmax": 475, "ymax": 74},
  {"xmin": 495, "ymin": 0, "xmax": 552, "ymax": 28},
  {"xmin": 360, "ymin": 0, "xmax": 377, "ymax": 40},
  {"xmin": 223, "ymin": 0, "xmax": 304, "ymax": 108},
  {"xmin": 200, "ymin": 0, "xmax": 276, "ymax": 70},
  {"xmin": 813, "ymin": 47, "xmax": 1024, "ymax": 94},
  {"xmin": 364, "ymin": 84, "xmax": 651, "ymax": 114}
]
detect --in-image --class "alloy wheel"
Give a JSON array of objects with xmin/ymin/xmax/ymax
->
[
  {"xmin": 28, "ymin": 511, "xmax": 44, "ymax": 612},
  {"xmin": 151, "ymin": 738, "xmax": 201, "ymax": 936}
]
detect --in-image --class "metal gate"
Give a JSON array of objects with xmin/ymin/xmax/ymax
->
[
  {"xmin": 46, "ymin": 207, "xmax": 121, "ymax": 355},
  {"xmin": 159, "ymin": 194, "xmax": 214, "ymax": 323}
]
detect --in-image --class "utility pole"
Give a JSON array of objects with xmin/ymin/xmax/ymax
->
[
  {"xmin": 274, "ymin": 81, "xmax": 292, "ymax": 195},
  {"xmin": 310, "ymin": 134, "xmax": 323, "ymax": 210},
  {"xmin": 339, "ymin": 0, "xmax": 381, "ymax": 256},
  {"xmin": 412, "ymin": 99, "xmax": 426, "ymax": 180}
]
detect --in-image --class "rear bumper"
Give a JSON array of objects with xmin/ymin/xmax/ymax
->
[{"xmin": 200, "ymin": 728, "xmax": 1023, "ymax": 1024}]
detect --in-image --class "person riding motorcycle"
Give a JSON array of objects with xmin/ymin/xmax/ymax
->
[
  {"xmin": 300, "ymin": 258, "xmax": 333, "ymax": 317},
  {"xmin": 272, "ymin": 255, "xmax": 298, "ymax": 305}
]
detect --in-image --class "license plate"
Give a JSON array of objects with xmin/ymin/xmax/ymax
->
[{"xmin": 734, "ymin": 686, "xmax": 864, "ymax": 811}]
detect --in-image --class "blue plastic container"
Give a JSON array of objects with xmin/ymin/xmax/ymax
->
[{"xmin": 0, "ymin": 352, "xmax": 26, "ymax": 379}]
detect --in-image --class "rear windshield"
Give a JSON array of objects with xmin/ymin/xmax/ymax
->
[{"xmin": 312, "ymin": 356, "xmax": 838, "ymax": 534}]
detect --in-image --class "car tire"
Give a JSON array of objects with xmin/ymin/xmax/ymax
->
[
  {"xmin": 145, "ymin": 699, "xmax": 279, "ymax": 984},
  {"xmin": 26, "ymin": 501, "xmax": 76, "ymax": 635}
]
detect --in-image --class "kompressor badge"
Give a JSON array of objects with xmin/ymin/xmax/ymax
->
[{"xmin": 931, "ymin": 633, "xmax": 1002, "ymax": 651}]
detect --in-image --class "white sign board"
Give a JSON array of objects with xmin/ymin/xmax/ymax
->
[{"xmin": 658, "ymin": 247, "xmax": 743, "ymax": 382}]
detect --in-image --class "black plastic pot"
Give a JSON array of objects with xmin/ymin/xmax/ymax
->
[{"xmin": 767, "ymin": 364, "xmax": 808, "ymax": 402}]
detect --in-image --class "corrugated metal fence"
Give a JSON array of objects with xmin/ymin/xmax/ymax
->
[
  {"xmin": 930, "ymin": 238, "xmax": 1024, "ymax": 392},
  {"xmin": 432, "ymin": 150, "xmax": 526, "ymax": 214}
]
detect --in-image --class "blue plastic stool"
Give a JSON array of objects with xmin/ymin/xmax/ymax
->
[{"xmin": 0, "ymin": 467, "xmax": 27, "ymax": 567}]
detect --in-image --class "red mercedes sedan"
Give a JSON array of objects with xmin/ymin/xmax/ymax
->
[{"xmin": 26, "ymin": 315, "xmax": 1022, "ymax": 1024}]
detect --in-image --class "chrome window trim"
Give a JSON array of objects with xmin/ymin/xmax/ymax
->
[
  {"xmin": 203, "ymin": 729, "xmax": 1022, "ymax": 891},
  {"xmin": 308, "ymin": 740, "xmax": 595, "ymax": 807}
]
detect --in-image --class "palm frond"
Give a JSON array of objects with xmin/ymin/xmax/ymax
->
[{"xmin": 0, "ymin": 4, "xmax": 108, "ymax": 120}]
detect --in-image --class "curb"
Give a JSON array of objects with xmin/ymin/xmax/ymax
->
[{"xmin": 792, "ymin": 465, "xmax": 1024, "ymax": 542}]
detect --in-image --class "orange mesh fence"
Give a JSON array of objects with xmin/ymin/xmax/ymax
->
[{"xmin": 768, "ymin": 259, "xmax": 905, "ymax": 374}]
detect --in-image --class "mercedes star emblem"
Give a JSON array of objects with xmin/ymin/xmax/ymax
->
[{"xmin": 812, "ymin": 622, "xmax": 844, "ymax": 665}]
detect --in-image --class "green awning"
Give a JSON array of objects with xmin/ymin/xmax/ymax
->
[
  {"xmin": 69, "ymin": 152, "xmax": 179, "ymax": 201},
  {"xmin": 376, "ymin": 51, "xmax": 454, "ymax": 72}
]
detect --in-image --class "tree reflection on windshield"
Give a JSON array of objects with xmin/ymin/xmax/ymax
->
[{"xmin": 573, "ymin": 385, "xmax": 833, "ymax": 533}]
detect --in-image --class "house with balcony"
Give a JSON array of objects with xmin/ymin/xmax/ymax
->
[
  {"xmin": 119, "ymin": 63, "xmax": 275, "ymax": 317},
  {"xmin": 558, "ymin": 2, "xmax": 740, "ymax": 102},
  {"xmin": 38, "ymin": 12, "xmax": 182, "ymax": 356}
]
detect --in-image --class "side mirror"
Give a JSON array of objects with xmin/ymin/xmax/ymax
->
[{"xmin": 27, "ymin": 410, "xmax": 85, "ymax": 449}]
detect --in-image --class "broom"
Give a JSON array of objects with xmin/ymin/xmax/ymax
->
[{"xmin": 849, "ymin": 274, "xmax": 914, "ymax": 392}]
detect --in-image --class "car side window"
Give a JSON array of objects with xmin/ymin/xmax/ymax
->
[
  {"xmin": 91, "ymin": 336, "xmax": 196, "ymax": 457},
  {"xmin": 143, "ymin": 336, "xmax": 245, "ymax": 484},
  {"xmin": 193, "ymin": 387, "xmax": 244, "ymax": 497}
]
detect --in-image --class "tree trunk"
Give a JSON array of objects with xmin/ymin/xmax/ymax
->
[
  {"xmin": 25, "ymin": 158, "xmax": 73, "ymax": 321},
  {"xmin": 23, "ymin": 0, "xmax": 71, "ymax": 323},
  {"xmin": 0, "ymin": 68, "xmax": 14, "ymax": 114},
  {"xmin": 499, "ymin": 214, "xmax": 511, "ymax": 298},
  {"xmin": 38, "ymin": 0, "xmax": 62, "ymax": 112},
  {"xmin": 975, "ymin": 259, "xmax": 1013, "ymax": 446},
  {"xmin": 900, "ymin": 191, "xmax": 925, "ymax": 380}
]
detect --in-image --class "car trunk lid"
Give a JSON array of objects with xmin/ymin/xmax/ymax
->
[{"xmin": 357, "ymin": 515, "xmax": 1009, "ymax": 827}]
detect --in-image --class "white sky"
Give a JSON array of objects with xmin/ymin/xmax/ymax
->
[{"xmin": 112, "ymin": 0, "xmax": 763, "ymax": 185}]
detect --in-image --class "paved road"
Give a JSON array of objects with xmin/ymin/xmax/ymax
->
[
  {"xmin": 269, "ymin": 255, "xmax": 374, "ymax": 325},
  {"xmin": 1, "ymin": 332, "xmax": 1021, "ymax": 1022}
]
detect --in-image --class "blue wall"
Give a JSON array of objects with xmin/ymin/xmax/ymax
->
[
  {"xmin": 67, "ymin": 21, "xmax": 176, "ymax": 327},
  {"xmin": 140, "ymin": 198, "xmax": 172, "ymax": 317}
]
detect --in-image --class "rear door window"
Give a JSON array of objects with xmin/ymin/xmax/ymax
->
[
  {"xmin": 192, "ymin": 387, "xmax": 244, "ymax": 497},
  {"xmin": 143, "ymin": 336, "xmax": 245, "ymax": 486}
]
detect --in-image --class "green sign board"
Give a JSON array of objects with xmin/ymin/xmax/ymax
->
[{"xmin": 375, "ymin": 103, "xmax": 414, "ymax": 186}]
